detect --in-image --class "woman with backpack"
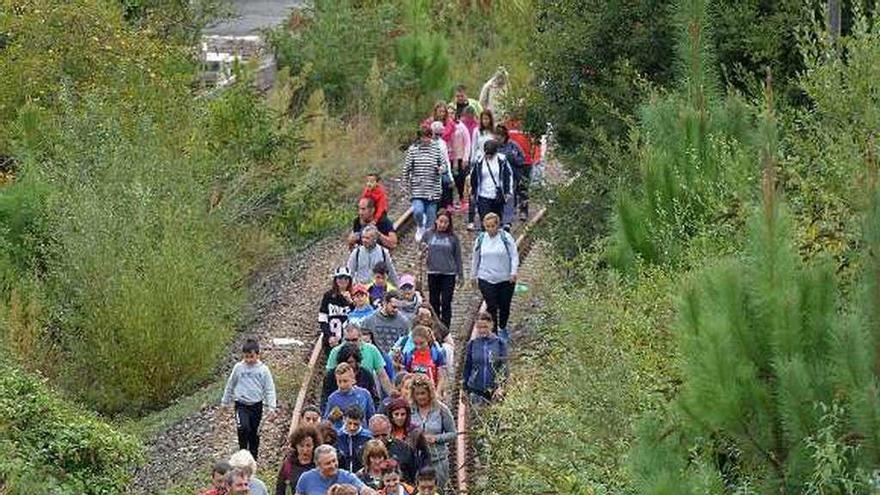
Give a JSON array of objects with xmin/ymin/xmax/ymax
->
[{"xmin": 471, "ymin": 212, "xmax": 519, "ymax": 342}]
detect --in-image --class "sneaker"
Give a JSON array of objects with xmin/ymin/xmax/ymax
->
[
  {"xmin": 519, "ymin": 212, "xmax": 528, "ymax": 222},
  {"xmin": 467, "ymin": 222, "xmax": 475, "ymax": 231},
  {"xmin": 414, "ymin": 227, "xmax": 424, "ymax": 243},
  {"xmin": 453, "ymin": 201, "xmax": 461, "ymax": 210},
  {"xmin": 503, "ymin": 224, "xmax": 512, "ymax": 232},
  {"xmin": 499, "ymin": 328, "xmax": 510, "ymax": 343}
]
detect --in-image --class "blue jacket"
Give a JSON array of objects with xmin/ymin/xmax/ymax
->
[
  {"xmin": 462, "ymin": 335, "xmax": 507, "ymax": 395},
  {"xmin": 324, "ymin": 387, "xmax": 375, "ymax": 429},
  {"xmin": 336, "ymin": 426, "xmax": 373, "ymax": 473}
]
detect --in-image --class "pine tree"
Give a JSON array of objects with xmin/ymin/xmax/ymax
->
[
  {"xmin": 609, "ymin": 0, "xmax": 751, "ymax": 270},
  {"xmin": 630, "ymin": 71, "xmax": 877, "ymax": 495}
]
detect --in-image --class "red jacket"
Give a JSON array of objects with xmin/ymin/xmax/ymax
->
[
  {"xmin": 362, "ymin": 184, "xmax": 389, "ymax": 221},
  {"xmin": 508, "ymin": 129, "xmax": 541, "ymax": 166}
]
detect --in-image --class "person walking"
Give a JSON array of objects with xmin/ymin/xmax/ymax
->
[
  {"xmin": 221, "ymin": 338, "xmax": 277, "ymax": 460},
  {"xmin": 471, "ymin": 213, "xmax": 519, "ymax": 342},
  {"xmin": 450, "ymin": 109, "xmax": 471, "ymax": 210},
  {"xmin": 409, "ymin": 376, "xmax": 456, "ymax": 492},
  {"xmin": 348, "ymin": 226, "xmax": 398, "ymax": 286},
  {"xmin": 467, "ymin": 110, "xmax": 497, "ymax": 231},
  {"xmin": 404, "ymin": 125, "xmax": 444, "ymax": 243},
  {"xmin": 495, "ymin": 124, "xmax": 525, "ymax": 230},
  {"xmin": 318, "ymin": 266, "xmax": 354, "ymax": 350},
  {"xmin": 421, "ymin": 211, "xmax": 462, "ymax": 329},
  {"xmin": 470, "ymin": 140, "xmax": 514, "ymax": 227},
  {"xmin": 462, "ymin": 311, "xmax": 508, "ymax": 407}
]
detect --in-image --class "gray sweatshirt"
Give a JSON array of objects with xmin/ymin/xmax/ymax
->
[
  {"xmin": 221, "ymin": 360, "xmax": 277, "ymax": 409},
  {"xmin": 472, "ymin": 230, "xmax": 519, "ymax": 284},
  {"xmin": 423, "ymin": 230, "xmax": 463, "ymax": 276},
  {"xmin": 360, "ymin": 310, "xmax": 412, "ymax": 353},
  {"xmin": 347, "ymin": 244, "xmax": 398, "ymax": 285},
  {"xmin": 411, "ymin": 402, "xmax": 457, "ymax": 461}
]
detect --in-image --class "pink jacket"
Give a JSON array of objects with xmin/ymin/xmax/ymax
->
[{"xmin": 451, "ymin": 121, "xmax": 471, "ymax": 163}]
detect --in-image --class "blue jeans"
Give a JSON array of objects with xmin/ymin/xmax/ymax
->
[{"xmin": 411, "ymin": 198, "xmax": 438, "ymax": 230}]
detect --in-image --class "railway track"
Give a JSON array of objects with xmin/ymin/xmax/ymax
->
[{"xmin": 283, "ymin": 192, "xmax": 549, "ymax": 493}]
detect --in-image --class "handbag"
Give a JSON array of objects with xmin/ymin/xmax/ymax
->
[{"xmin": 485, "ymin": 158, "xmax": 506, "ymax": 207}]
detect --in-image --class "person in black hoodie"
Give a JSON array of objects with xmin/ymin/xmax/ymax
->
[{"xmin": 318, "ymin": 266, "xmax": 355, "ymax": 349}]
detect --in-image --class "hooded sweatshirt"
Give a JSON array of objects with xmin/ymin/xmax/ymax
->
[
  {"xmin": 462, "ymin": 335, "xmax": 508, "ymax": 395},
  {"xmin": 361, "ymin": 182, "xmax": 389, "ymax": 221},
  {"xmin": 221, "ymin": 360, "xmax": 277, "ymax": 409},
  {"xmin": 348, "ymin": 244, "xmax": 398, "ymax": 286},
  {"xmin": 337, "ymin": 426, "xmax": 373, "ymax": 473}
]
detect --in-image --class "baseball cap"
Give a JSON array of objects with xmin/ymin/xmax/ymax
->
[{"xmin": 399, "ymin": 274, "xmax": 415, "ymax": 289}]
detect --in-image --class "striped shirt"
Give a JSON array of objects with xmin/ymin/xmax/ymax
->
[{"xmin": 404, "ymin": 140, "xmax": 443, "ymax": 201}]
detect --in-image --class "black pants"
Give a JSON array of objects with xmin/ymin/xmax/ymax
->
[
  {"xmin": 440, "ymin": 181, "xmax": 454, "ymax": 209},
  {"xmin": 453, "ymin": 159, "xmax": 469, "ymax": 203},
  {"xmin": 428, "ymin": 273, "xmax": 456, "ymax": 328},
  {"xmin": 478, "ymin": 279, "xmax": 514, "ymax": 330},
  {"xmin": 477, "ymin": 196, "xmax": 504, "ymax": 227},
  {"xmin": 235, "ymin": 401, "xmax": 263, "ymax": 459}
]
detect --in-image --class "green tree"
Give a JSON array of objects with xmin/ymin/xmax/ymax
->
[
  {"xmin": 607, "ymin": 0, "xmax": 753, "ymax": 271},
  {"xmin": 629, "ymin": 78, "xmax": 876, "ymax": 494}
]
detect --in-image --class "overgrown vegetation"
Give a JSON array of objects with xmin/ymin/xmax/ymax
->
[
  {"xmin": 0, "ymin": 0, "xmax": 363, "ymax": 417},
  {"xmin": 483, "ymin": 1, "xmax": 880, "ymax": 493},
  {"xmin": 0, "ymin": 361, "xmax": 141, "ymax": 494}
]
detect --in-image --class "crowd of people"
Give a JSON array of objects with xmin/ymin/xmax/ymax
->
[{"xmin": 210, "ymin": 75, "xmax": 543, "ymax": 495}]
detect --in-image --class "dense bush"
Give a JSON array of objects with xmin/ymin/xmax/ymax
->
[
  {"xmin": 0, "ymin": 0, "xmax": 311, "ymax": 415},
  {"xmin": 0, "ymin": 362, "xmax": 142, "ymax": 494}
]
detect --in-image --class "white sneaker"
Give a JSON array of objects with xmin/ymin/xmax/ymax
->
[{"xmin": 414, "ymin": 227, "xmax": 424, "ymax": 243}]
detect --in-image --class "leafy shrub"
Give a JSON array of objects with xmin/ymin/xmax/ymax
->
[
  {"xmin": 267, "ymin": 0, "xmax": 399, "ymax": 115},
  {"xmin": 479, "ymin": 256, "xmax": 681, "ymax": 494},
  {"xmin": 0, "ymin": 362, "xmax": 142, "ymax": 494}
]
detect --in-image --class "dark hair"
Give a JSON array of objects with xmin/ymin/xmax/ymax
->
[
  {"xmin": 344, "ymin": 404, "xmax": 364, "ymax": 421},
  {"xmin": 476, "ymin": 310, "xmax": 495, "ymax": 324},
  {"xmin": 288, "ymin": 425, "xmax": 323, "ymax": 450},
  {"xmin": 417, "ymin": 466, "xmax": 437, "ymax": 482},
  {"xmin": 317, "ymin": 421, "xmax": 338, "ymax": 445},
  {"xmin": 372, "ymin": 262, "xmax": 388, "ymax": 276},
  {"xmin": 331, "ymin": 273, "xmax": 352, "ymax": 295},
  {"xmin": 212, "ymin": 460, "xmax": 232, "ymax": 476},
  {"xmin": 242, "ymin": 338, "xmax": 260, "ymax": 354},
  {"xmin": 483, "ymin": 139, "xmax": 500, "ymax": 157},
  {"xmin": 366, "ymin": 172, "xmax": 381, "ymax": 180},
  {"xmin": 338, "ymin": 343, "xmax": 362, "ymax": 365},
  {"xmin": 454, "ymin": 84, "xmax": 467, "ymax": 93},
  {"xmin": 383, "ymin": 290, "xmax": 400, "ymax": 303},
  {"xmin": 302, "ymin": 404, "xmax": 321, "ymax": 417},
  {"xmin": 495, "ymin": 124, "xmax": 509, "ymax": 141},
  {"xmin": 479, "ymin": 109, "xmax": 495, "ymax": 133},
  {"xmin": 434, "ymin": 209, "xmax": 454, "ymax": 233}
]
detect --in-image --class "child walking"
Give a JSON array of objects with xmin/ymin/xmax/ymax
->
[{"xmin": 221, "ymin": 338, "xmax": 277, "ymax": 460}]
